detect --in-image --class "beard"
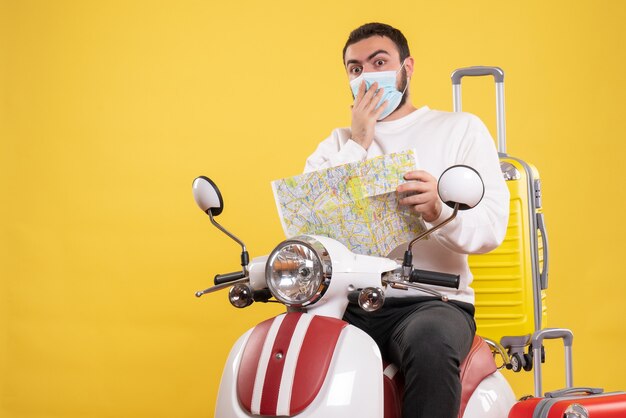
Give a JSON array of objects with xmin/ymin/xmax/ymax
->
[{"xmin": 396, "ymin": 66, "xmax": 409, "ymax": 109}]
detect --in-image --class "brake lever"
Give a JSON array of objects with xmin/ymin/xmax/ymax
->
[
  {"xmin": 383, "ymin": 274, "xmax": 449, "ymax": 302},
  {"xmin": 195, "ymin": 277, "xmax": 250, "ymax": 297}
]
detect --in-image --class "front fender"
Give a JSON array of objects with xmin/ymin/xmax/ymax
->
[{"xmin": 215, "ymin": 313, "xmax": 383, "ymax": 418}]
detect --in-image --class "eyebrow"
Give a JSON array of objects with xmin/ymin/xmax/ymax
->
[{"xmin": 345, "ymin": 49, "xmax": 391, "ymax": 66}]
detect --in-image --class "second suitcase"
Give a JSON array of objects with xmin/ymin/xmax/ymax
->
[{"xmin": 509, "ymin": 388, "xmax": 626, "ymax": 417}]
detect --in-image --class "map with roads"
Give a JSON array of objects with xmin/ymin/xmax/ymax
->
[{"xmin": 272, "ymin": 149, "xmax": 427, "ymax": 257}]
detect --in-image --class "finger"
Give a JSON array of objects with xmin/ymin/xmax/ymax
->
[
  {"xmin": 373, "ymin": 99, "xmax": 389, "ymax": 118},
  {"xmin": 398, "ymin": 192, "xmax": 436, "ymax": 207},
  {"xmin": 397, "ymin": 180, "xmax": 433, "ymax": 194},
  {"xmin": 363, "ymin": 86, "xmax": 385, "ymax": 111},
  {"xmin": 356, "ymin": 79, "xmax": 366, "ymax": 100},
  {"xmin": 403, "ymin": 170, "xmax": 435, "ymax": 181},
  {"xmin": 361, "ymin": 81, "xmax": 379, "ymax": 104},
  {"xmin": 355, "ymin": 81, "xmax": 378, "ymax": 111},
  {"xmin": 352, "ymin": 80, "xmax": 366, "ymax": 107},
  {"xmin": 412, "ymin": 202, "xmax": 438, "ymax": 217},
  {"xmin": 398, "ymin": 197, "xmax": 433, "ymax": 213}
]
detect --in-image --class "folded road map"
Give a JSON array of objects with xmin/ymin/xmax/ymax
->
[{"xmin": 272, "ymin": 149, "xmax": 426, "ymax": 257}]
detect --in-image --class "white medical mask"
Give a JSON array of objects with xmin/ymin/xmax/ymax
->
[{"xmin": 349, "ymin": 61, "xmax": 409, "ymax": 120}]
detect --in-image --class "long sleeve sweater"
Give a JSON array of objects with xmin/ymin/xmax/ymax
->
[{"xmin": 304, "ymin": 106, "xmax": 510, "ymax": 304}]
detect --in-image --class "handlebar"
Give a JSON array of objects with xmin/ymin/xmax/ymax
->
[
  {"xmin": 409, "ymin": 269, "xmax": 460, "ymax": 289},
  {"xmin": 214, "ymin": 271, "xmax": 247, "ymax": 285}
]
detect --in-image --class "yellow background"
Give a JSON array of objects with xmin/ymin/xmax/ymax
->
[{"xmin": 2, "ymin": 0, "xmax": 626, "ymax": 416}]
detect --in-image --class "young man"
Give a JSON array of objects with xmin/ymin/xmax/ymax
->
[{"xmin": 304, "ymin": 23, "xmax": 510, "ymax": 418}]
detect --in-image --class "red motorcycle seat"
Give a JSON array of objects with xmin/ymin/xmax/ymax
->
[{"xmin": 458, "ymin": 335, "xmax": 498, "ymax": 417}]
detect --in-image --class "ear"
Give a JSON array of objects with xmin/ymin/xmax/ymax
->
[{"xmin": 404, "ymin": 56, "xmax": 415, "ymax": 79}]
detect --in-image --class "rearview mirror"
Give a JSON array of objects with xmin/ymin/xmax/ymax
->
[
  {"xmin": 192, "ymin": 176, "xmax": 224, "ymax": 216},
  {"xmin": 437, "ymin": 165, "xmax": 485, "ymax": 210}
]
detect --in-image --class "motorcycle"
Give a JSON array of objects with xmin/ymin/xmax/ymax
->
[{"xmin": 191, "ymin": 165, "xmax": 517, "ymax": 418}]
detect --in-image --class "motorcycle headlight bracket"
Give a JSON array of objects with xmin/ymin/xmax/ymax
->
[{"xmin": 265, "ymin": 236, "xmax": 332, "ymax": 307}]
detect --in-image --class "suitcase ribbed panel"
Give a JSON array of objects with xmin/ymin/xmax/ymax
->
[{"xmin": 469, "ymin": 158, "xmax": 547, "ymax": 342}]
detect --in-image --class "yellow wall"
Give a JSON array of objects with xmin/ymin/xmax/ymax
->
[{"xmin": 2, "ymin": 0, "xmax": 625, "ymax": 416}]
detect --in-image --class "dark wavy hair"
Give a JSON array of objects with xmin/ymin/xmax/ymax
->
[{"xmin": 342, "ymin": 22, "xmax": 411, "ymax": 64}]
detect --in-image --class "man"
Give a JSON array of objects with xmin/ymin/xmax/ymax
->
[{"xmin": 304, "ymin": 23, "xmax": 510, "ymax": 418}]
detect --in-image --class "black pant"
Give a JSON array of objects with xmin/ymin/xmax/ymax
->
[{"xmin": 343, "ymin": 297, "xmax": 476, "ymax": 418}]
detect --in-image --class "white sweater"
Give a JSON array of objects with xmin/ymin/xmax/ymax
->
[{"xmin": 304, "ymin": 106, "xmax": 510, "ymax": 304}]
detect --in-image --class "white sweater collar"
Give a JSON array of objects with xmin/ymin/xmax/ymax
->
[{"xmin": 375, "ymin": 106, "xmax": 430, "ymax": 134}]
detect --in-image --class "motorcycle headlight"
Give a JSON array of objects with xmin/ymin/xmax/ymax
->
[{"xmin": 265, "ymin": 236, "xmax": 332, "ymax": 307}]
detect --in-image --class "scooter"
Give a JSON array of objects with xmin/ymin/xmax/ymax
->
[{"xmin": 192, "ymin": 165, "xmax": 517, "ymax": 418}]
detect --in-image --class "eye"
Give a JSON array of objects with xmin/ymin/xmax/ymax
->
[
  {"xmin": 375, "ymin": 59, "xmax": 386, "ymax": 66},
  {"xmin": 350, "ymin": 66, "xmax": 362, "ymax": 75}
]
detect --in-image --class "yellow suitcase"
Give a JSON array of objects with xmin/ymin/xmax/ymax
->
[{"xmin": 452, "ymin": 67, "xmax": 549, "ymax": 370}]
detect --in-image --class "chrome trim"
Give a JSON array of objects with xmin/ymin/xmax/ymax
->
[
  {"xmin": 358, "ymin": 287, "xmax": 385, "ymax": 312},
  {"xmin": 407, "ymin": 203, "xmax": 459, "ymax": 252},
  {"xmin": 383, "ymin": 269, "xmax": 450, "ymax": 301},
  {"xmin": 265, "ymin": 235, "xmax": 332, "ymax": 308},
  {"xmin": 387, "ymin": 280, "xmax": 448, "ymax": 302},
  {"xmin": 208, "ymin": 211, "xmax": 247, "ymax": 253},
  {"xmin": 564, "ymin": 404, "xmax": 589, "ymax": 418},
  {"xmin": 451, "ymin": 67, "xmax": 506, "ymax": 154},
  {"xmin": 500, "ymin": 161, "xmax": 521, "ymax": 181},
  {"xmin": 483, "ymin": 337, "xmax": 511, "ymax": 370},
  {"xmin": 208, "ymin": 211, "xmax": 248, "ymax": 273},
  {"xmin": 228, "ymin": 283, "xmax": 254, "ymax": 308},
  {"xmin": 195, "ymin": 277, "xmax": 249, "ymax": 297},
  {"xmin": 531, "ymin": 328, "xmax": 574, "ymax": 397}
]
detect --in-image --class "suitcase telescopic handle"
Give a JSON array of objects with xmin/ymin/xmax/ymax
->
[
  {"xmin": 451, "ymin": 66, "xmax": 506, "ymax": 154},
  {"xmin": 544, "ymin": 387, "xmax": 604, "ymax": 398},
  {"xmin": 451, "ymin": 66, "xmax": 504, "ymax": 84},
  {"xmin": 531, "ymin": 328, "xmax": 574, "ymax": 397}
]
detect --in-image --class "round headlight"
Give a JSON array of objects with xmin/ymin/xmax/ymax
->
[{"xmin": 265, "ymin": 236, "xmax": 331, "ymax": 307}]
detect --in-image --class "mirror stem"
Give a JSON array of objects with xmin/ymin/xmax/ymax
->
[
  {"xmin": 208, "ymin": 211, "xmax": 249, "ymax": 272},
  {"xmin": 408, "ymin": 203, "xmax": 459, "ymax": 252},
  {"xmin": 402, "ymin": 203, "xmax": 460, "ymax": 277}
]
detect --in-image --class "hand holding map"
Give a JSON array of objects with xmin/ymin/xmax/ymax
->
[{"xmin": 271, "ymin": 149, "xmax": 427, "ymax": 257}]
